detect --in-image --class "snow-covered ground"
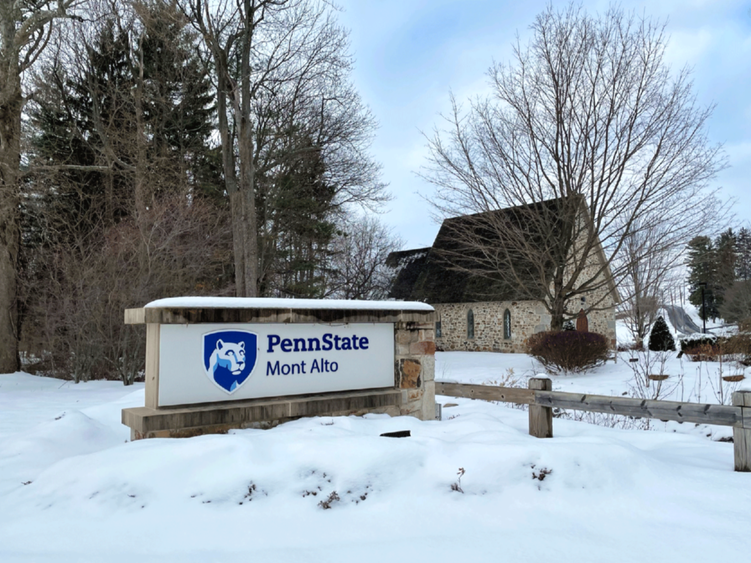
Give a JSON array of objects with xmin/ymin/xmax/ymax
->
[{"xmin": 2, "ymin": 350, "xmax": 751, "ymax": 562}]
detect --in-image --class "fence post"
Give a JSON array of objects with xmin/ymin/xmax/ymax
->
[
  {"xmin": 732, "ymin": 390, "xmax": 751, "ymax": 472},
  {"xmin": 529, "ymin": 377, "xmax": 553, "ymax": 438}
]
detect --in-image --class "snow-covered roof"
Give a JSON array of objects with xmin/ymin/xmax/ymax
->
[{"xmin": 145, "ymin": 296, "xmax": 434, "ymax": 312}]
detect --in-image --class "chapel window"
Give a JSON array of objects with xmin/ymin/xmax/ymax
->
[
  {"xmin": 503, "ymin": 309, "xmax": 511, "ymax": 340},
  {"xmin": 467, "ymin": 309, "xmax": 475, "ymax": 339},
  {"xmin": 435, "ymin": 320, "xmax": 442, "ymax": 338}
]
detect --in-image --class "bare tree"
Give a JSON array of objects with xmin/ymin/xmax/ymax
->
[
  {"xmin": 21, "ymin": 193, "xmax": 233, "ymax": 383},
  {"xmin": 619, "ymin": 219, "xmax": 678, "ymax": 346},
  {"xmin": 0, "ymin": 0, "xmax": 84, "ymax": 373},
  {"xmin": 179, "ymin": 0, "xmax": 297, "ymax": 297},
  {"xmin": 180, "ymin": 0, "xmax": 386, "ymax": 297},
  {"xmin": 619, "ymin": 198, "xmax": 726, "ymax": 346},
  {"xmin": 422, "ymin": 4, "xmax": 724, "ymax": 330},
  {"xmin": 18, "ymin": 1, "xmax": 230, "ymax": 382},
  {"xmin": 327, "ymin": 214, "xmax": 403, "ymax": 300}
]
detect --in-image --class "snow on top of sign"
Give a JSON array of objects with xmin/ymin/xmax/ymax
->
[{"xmin": 145, "ymin": 296, "xmax": 434, "ymax": 311}]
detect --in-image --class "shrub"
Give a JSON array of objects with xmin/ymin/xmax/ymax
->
[
  {"xmin": 525, "ymin": 330, "xmax": 610, "ymax": 374},
  {"xmin": 678, "ymin": 333, "xmax": 731, "ymax": 361},
  {"xmin": 679, "ymin": 334, "xmax": 718, "ymax": 352},
  {"xmin": 648, "ymin": 316, "xmax": 675, "ymax": 351},
  {"xmin": 683, "ymin": 342, "xmax": 723, "ymax": 362},
  {"xmin": 726, "ymin": 319, "xmax": 751, "ymax": 365}
]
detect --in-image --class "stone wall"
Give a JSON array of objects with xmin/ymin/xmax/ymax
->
[
  {"xmin": 435, "ymin": 300, "xmax": 549, "ymax": 353},
  {"xmin": 395, "ymin": 320, "xmax": 436, "ymax": 419},
  {"xmin": 434, "ymin": 295, "xmax": 616, "ymax": 353}
]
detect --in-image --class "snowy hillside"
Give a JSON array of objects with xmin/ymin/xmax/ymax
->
[{"xmin": 1, "ymin": 353, "xmax": 750, "ymax": 562}]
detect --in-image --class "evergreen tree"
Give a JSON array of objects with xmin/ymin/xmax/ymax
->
[
  {"xmin": 715, "ymin": 229, "xmax": 737, "ymax": 305},
  {"xmin": 137, "ymin": 1, "xmax": 219, "ymax": 201},
  {"xmin": 28, "ymin": 6, "xmax": 219, "ymax": 240},
  {"xmin": 648, "ymin": 316, "xmax": 675, "ymax": 351},
  {"xmin": 736, "ymin": 227, "xmax": 751, "ymax": 281},
  {"xmin": 687, "ymin": 236, "xmax": 720, "ymax": 320},
  {"xmin": 27, "ymin": 20, "xmax": 135, "ymax": 243},
  {"xmin": 259, "ymin": 136, "xmax": 338, "ymax": 298},
  {"xmin": 720, "ymin": 280, "xmax": 751, "ymax": 323}
]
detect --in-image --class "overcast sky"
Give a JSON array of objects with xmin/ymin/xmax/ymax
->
[{"xmin": 338, "ymin": 0, "xmax": 751, "ymax": 250}]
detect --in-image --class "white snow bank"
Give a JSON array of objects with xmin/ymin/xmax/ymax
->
[
  {"xmin": 0, "ymin": 370, "xmax": 749, "ymax": 562},
  {"xmin": 145, "ymin": 296, "xmax": 434, "ymax": 311}
]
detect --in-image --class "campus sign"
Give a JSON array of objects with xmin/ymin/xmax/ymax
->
[{"xmin": 158, "ymin": 322, "xmax": 394, "ymax": 407}]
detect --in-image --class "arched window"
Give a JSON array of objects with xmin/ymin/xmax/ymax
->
[
  {"xmin": 467, "ymin": 309, "xmax": 475, "ymax": 339},
  {"xmin": 503, "ymin": 309, "xmax": 511, "ymax": 340}
]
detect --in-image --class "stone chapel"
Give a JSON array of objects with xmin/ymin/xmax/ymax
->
[{"xmin": 386, "ymin": 198, "xmax": 619, "ymax": 353}]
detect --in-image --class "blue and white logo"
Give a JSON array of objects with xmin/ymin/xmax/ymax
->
[{"xmin": 203, "ymin": 330, "xmax": 257, "ymax": 393}]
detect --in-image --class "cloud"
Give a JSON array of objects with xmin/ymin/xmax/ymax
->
[{"xmin": 664, "ymin": 28, "xmax": 714, "ymax": 68}]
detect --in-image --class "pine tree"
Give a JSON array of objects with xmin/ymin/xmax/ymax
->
[
  {"xmin": 736, "ymin": 227, "xmax": 751, "ymax": 281},
  {"xmin": 137, "ymin": 1, "xmax": 219, "ymax": 200},
  {"xmin": 687, "ymin": 236, "xmax": 721, "ymax": 321},
  {"xmin": 28, "ymin": 7, "xmax": 219, "ymax": 239},
  {"xmin": 260, "ymin": 135, "xmax": 338, "ymax": 298},
  {"xmin": 720, "ymin": 280, "xmax": 751, "ymax": 323},
  {"xmin": 715, "ymin": 229, "xmax": 737, "ymax": 306},
  {"xmin": 648, "ymin": 316, "xmax": 675, "ymax": 351}
]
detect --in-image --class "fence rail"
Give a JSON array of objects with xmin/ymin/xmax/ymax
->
[{"xmin": 435, "ymin": 379, "xmax": 751, "ymax": 472}]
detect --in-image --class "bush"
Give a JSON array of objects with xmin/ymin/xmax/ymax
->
[
  {"xmin": 525, "ymin": 331, "xmax": 610, "ymax": 374},
  {"xmin": 20, "ymin": 195, "xmax": 233, "ymax": 384},
  {"xmin": 678, "ymin": 333, "xmax": 726, "ymax": 361},
  {"xmin": 727, "ymin": 319, "xmax": 751, "ymax": 365},
  {"xmin": 648, "ymin": 316, "xmax": 675, "ymax": 351},
  {"xmin": 679, "ymin": 334, "xmax": 718, "ymax": 352},
  {"xmin": 682, "ymin": 342, "xmax": 723, "ymax": 362},
  {"xmin": 706, "ymin": 319, "xmax": 751, "ymax": 365}
]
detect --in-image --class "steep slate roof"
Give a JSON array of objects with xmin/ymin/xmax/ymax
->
[
  {"xmin": 388, "ymin": 198, "xmax": 570, "ymax": 304},
  {"xmin": 385, "ymin": 248, "xmax": 431, "ymax": 300}
]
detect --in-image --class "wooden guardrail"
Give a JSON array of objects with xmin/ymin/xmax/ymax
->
[{"xmin": 436, "ymin": 378, "xmax": 751, "ymax": 472}]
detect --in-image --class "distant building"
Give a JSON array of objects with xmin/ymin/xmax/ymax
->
[{"xmin": 386, "ymin": 199, "xmax": 619, "ymax": 352}]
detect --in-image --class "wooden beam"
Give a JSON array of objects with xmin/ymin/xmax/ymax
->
[
  {"xmin": 124, "ymin": 308, "xmax": 145, "ymax": 325},
  {"xmin": 144, "ymin": 323, "xmax": 160, "ymax": 409},
  {"xmin": 535, "ymin": 391, "xmax": 744, "ymax": 428},
  {"xmin": 435, "ymin": 382, "xmax": 535, "ymax": 405},
  {"xmin": 529, "ymin": 378, "xmax": 553, "ymax": 438},
  {"xmin": 733, "ymin": 391, "xmax": 751, "ymax": 472}
]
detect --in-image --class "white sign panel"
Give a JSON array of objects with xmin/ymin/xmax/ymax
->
[{"xmin": 158, "ymin": 323, "xmax": 394, "ymax": 406}]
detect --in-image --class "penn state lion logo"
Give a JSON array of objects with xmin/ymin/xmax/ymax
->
[
  {"xmin": 203, "ymin": 330, "xmax": 257, "ymax": 393},
  {"xmin": 210, "ymin": 340, "xmax": 246, "ymax": 375}
]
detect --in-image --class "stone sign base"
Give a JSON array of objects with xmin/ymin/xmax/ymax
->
[{"xmin": 123, "ymin": 388, "xmax": 404, "ymax": 440}]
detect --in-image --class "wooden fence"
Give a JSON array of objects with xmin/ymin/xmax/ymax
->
[{"xmin": 435, "ymin": 378, "xmax": 751, "ymax": 472}]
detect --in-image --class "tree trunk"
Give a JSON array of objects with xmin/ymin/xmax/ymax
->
[
  {"xmin": 236, "ymin": 102, "xmax": 258, "ymax": 296},
  {"xmin": 549, "ymin": 268, "xmax": 566, "ymax": 331},
  {"xmin": 236, "ymin": 1, "xmax": 258, "ymax": 298},
  {"xmin": 229, "ymin": 191, "xmax": 247, "ymax": 296},
  {"xmin": 242, "ymin": 182, "xmax": 258, "ymax": 296},
  {"xmin": 549, "ymin": 298, "xmax": 565, "ymax": 331},
  {"xmin": 134, "ymin": 43, "xmax": 148, "ymax": 219},
  {"xmin": 216, "ymin": 68, "xmax": 246, "ymax": 296},
  {"xmin": 0, "ymin": 73, "xmax": 22, "ymax": 373}
]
